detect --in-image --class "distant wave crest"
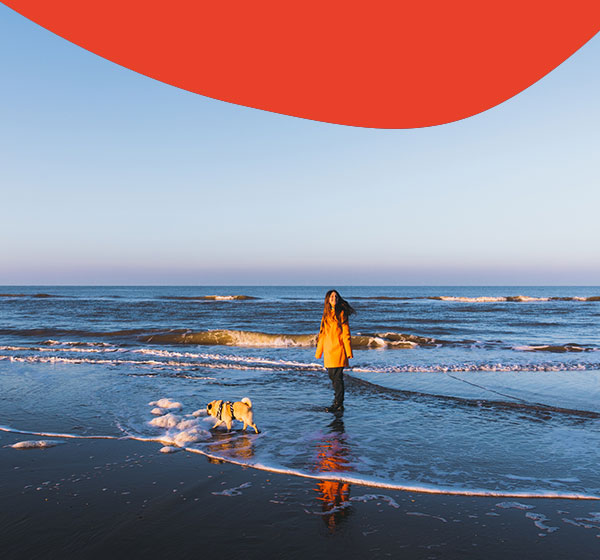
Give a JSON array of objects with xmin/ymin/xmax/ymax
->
[
  {"xmin": 0, "ymin": 293, "xmax": 57, "ymax": 298},
  {"xmin": 158, "ymin": 295, "xmax": 258, "ymax": 301},
  {"xmin": 429, "ymin": 295, "xmax": 600, "ymax": 303},
  {"xmin": 354, "ymin": 295, "xmax": 600, "ymax": 303}
]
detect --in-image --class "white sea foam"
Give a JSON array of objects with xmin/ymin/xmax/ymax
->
[
  {"xmin": 148, "ymin": 399, "xmax": 182, "ymax": 409},
  {"xmin": 525, "ymin": 512, "xmax": 559, "ymax": 533},
  {"xmin": 151, "ymin": 408, "xmax": 165, "ymax": 415},
  {"xmin": 1, "ymin": 344, "xmax": 118, "ymax": 354},
  {"xmin": 496, "ymin": 501, "xmax": 535, "ymax": 510},
  {"xmin": 9, "ymin": 440, "xmax": 63, "ymax": 449},
  {"xmin": 146, "ymin": 402, "xmax": 209, "ymax": 447},
  {"xmin": 43, "ymin": 340, "xmax": 113, "ymax": 347},
  {"xmin": 351, "ymin": 362, "xmax": 600, "ymax": 374},
  {"xmin": 134, "ymin": 348, "xmax": 317, "ymax": 368},
  {"xmin": 176, "ymin": 419, "xmax": 200, "ymax": 431},
  {"xmin": 406, "ymin": 511, "xmax": 448, "ymax": 522},
  {"xmin": 0, "ymin": 354, "xmax": 305, "ymax": 372},
  {"xmin": 159, "ymin": 446, "xmax": 179, "ymax": 453},
  {"xmin": 350, "ymin": 494, "xmax": 400, "ymax": 508},
  {"xmin": 173, "ymin": 430, "xmax": 203, "ymax": 446},
  {"xmin": 149, "ymin": 413, "xmax": 180, "ymax": 429},
  {"xmin": 3, "ymin": 350, "xmax": 599, "ymax": 375},
  {"xmin": 211, "ymin": 482, "xmax": 252, "ymax": 496},
  {"xmin": 436, "ymin": 296, "xmax": 550, "ymax": 303},
  {"xmin": 0, "ymin": 425, "xmax": 117, "ymax": 440},
  {"xmin": 561, "ymin": 513, "xmax": 600, "ymax": 530}
]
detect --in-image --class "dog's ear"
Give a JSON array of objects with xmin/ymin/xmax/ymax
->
[{"xmin": 207, "ymin": 403, "xmax": 212, "ymax": 411}]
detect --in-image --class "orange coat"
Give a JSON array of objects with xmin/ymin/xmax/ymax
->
[{"xmin": 315, "ymin": 310, "xmax": 353, "ymax": 368}]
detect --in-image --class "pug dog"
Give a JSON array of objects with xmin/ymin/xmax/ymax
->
[{"xmin": 206, "ymin": 397, "xmax": 259, "ymax": 433}]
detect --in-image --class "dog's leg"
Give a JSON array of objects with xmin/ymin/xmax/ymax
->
[
  {"xmin": 225, "ymin": 420, "xmax": 232, "ymax": 431},
  {"xmin": 251, "ymin": 424, "xmax": 258, "ymax": 434},
  {"xmin": 212, "ymin": 419, "xmax": 223, "ymax": 429}
]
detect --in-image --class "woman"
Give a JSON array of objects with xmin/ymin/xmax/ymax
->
[{"xmin": 315, "ymin": 290, "xmax": 355, "ymax": 413}]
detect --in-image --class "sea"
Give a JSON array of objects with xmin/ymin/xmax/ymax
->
[{"xmin": 1, "ymin": 286, "xmax": 600, "ymax": 499}]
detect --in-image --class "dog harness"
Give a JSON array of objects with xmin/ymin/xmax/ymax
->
[{"xmin": 216, "ymin": 401, "xmax": 236, "ymax": 421}]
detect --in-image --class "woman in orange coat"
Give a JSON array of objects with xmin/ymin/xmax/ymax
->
[{"xmin": 315, "ymin": 290, "xmax": 355, "ymax": 413}]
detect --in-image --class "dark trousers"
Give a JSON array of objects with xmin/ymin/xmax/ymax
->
[{"xmin": 327, "ymin": 367, "xmax": 345, "ymax": 406}]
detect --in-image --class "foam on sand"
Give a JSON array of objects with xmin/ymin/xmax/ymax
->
[
  {"xmin": 159, "ymin": 446, "xmax": 179, "ymax": 453},
  {"xmin": 496, "ymin": 501, "xmax": 535, "ymax": 510},
  {"xmin": 350, "ymin": 494, "xmax": 400, "ymax": 509},
  {"xmin": 9, "ymin": 440, "xmax": 64, "ymax": 449},
  {"xmin": 211, "ymin": 482, "xmax": 252, "ymax": 496},
  {"xmin": 525, "ymin": 512, "xmax": 559, "ymax": 533}
]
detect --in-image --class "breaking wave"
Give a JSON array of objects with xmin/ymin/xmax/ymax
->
[
  {"xmin": 141, "ymin": 329, "xmax": 317, "ymax": 347},
  {"xmin": 1, "ymin": 326, "xmax": 597, "ymax": 353},
  {"xmin": 2, "ymin": 344, "xmax": 600, "ymax": 374},
  {"xmin": 141, "ymin": 330, "xmax": 446, "ymax": 348}
]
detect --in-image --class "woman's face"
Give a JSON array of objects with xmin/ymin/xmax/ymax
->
[{"xmin": 328, "ymin": 292, "xmax": 338, "ymax": 307}]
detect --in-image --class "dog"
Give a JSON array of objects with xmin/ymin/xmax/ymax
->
[{"xmin": 206, "ymin": 397, "xmax": 259, "ymax": 434}]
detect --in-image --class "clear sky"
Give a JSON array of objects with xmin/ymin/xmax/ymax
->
[{"xmin": 1, "ymin": 5, "xmax": 598, "ymax": 285}]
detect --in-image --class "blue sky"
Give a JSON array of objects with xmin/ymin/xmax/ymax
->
[{"xmin": 1, "ymin": 5, "xmax": 598, "ymax": 285}]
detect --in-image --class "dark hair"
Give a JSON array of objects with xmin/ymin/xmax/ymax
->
[{"xmin": 321, "ymin": 290, "xmax": 355, "ymax": 328}]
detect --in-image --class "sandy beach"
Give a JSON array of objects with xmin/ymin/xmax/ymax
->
[{"xmin": 2, "ymin": 430, "xmax": 600, "ymax": 560}]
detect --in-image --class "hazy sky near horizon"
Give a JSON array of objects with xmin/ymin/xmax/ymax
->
[{"xmin": 1, "ymin": 6, "xmax": 598, "ymax": 285}]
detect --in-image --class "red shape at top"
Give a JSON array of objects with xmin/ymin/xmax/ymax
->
[{"xmin": 4, "ymin": 1, "xmax": 600, "ymax": 128}]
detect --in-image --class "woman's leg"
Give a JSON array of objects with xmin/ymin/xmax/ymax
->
[{"xmin": 327, "ymin": 367, "xmax": 345, "ymax": 408}]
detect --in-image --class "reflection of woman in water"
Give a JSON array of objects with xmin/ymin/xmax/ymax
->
[
  {"xmin": 314, "ymin": 417, "xmax": 352, "ymax": 531},
  {"xmin": 315, "ymin": 290, "xmax": 355, "ymax": 413}
]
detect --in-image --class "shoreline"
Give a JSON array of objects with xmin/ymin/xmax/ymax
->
[
  {"xmin": 2, "ymin": 431, "xmax": 599, "ymax": 559},
  {"xmin": 4, "ymin": 424, "xmax": 600, "ymax": 502}
]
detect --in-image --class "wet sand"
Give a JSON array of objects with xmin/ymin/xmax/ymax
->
[{"xmin": 2, "ymin": 431, "xmax": 599, "ymax": 559}]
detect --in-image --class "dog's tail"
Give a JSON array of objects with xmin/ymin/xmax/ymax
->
[{"xmin": 241, "ymin": 397, "xmax": 252, "ymax": 408}]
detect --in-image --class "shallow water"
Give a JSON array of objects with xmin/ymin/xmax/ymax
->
[{"xmin": 1, "ymin": 286, "xmax": 600, "ymax": 497}]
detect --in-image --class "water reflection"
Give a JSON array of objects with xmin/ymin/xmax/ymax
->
[
  {"xmin": 313, "ymin": 417, "xmax": 353, "ymax": 532},
  {"xmin": 205, "ymin": 432, "xmax": 255, "ymax": 464}
]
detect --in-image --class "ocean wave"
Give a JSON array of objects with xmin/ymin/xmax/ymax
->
[
  {"xmin": 142, "ymin": 329, "xmax": 450, "ymax": 348},
  {"xmin": 351, "ymin": 295, "xmax": 600, "ymax": 303},
  {"xmin": 2, "ymin": 326, "xmax": 597, "ymax": 354},
  {"xmin": 513, "ymin": 344, "xmax": 598, "ymax": 353},
  {"xmin": 353, "ymin": 296, "xmax": 416, "ymax": 301},
  {"xmin": 428, "ymin": 295, "xmax": 600, "ymax": 303},
  {"xmin": 0, "ymin": 293, "xmax": 58, "ymax": 298},
  {"xmin": 142, "ymin": 329, "xmax": 317, "ymax": 347},
  {"xmin": 352, "ymin": 362, "xmax": 600, "ymax": 373},
  {"xmin": 158, "ymin": 295, "xmax": 258, "ymax": 301},
  {"xmin": 0, "ymin": 327, "xmax": 164, "ymax": 339},
  {"xmin": 1, "ymin": 325, "xmax": 442, "ymax": 349}
]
